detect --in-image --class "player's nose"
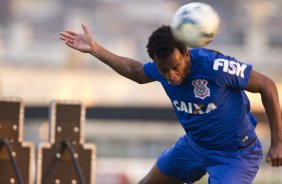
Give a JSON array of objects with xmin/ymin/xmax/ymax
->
[{"xmin": 166, "ymin": 70, "xmax": 176, "ymax": 82}]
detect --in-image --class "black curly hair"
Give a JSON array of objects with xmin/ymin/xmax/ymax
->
[{"xmin": 146, "ymin": 25, "xmax": 187, "ymax": 60}]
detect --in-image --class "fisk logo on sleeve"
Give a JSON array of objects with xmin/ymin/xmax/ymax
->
[{"xmin": 213, "ymin": 59, "xmax": 247, "ymax": 78}]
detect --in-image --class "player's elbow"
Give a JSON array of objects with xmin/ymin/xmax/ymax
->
[
  {"xmin": 135, "ymin": 79, "xmax": 150, "ymax": 84},
  {"xmin": 258, "ymin": 77, "xmax": 278, "ymax": 99},
  {"xmin": 247, "ymin": 70, "xmax": 276, "ymax": 94},
  {"xmin": 131, "ymin": 73, "xmax": 154, "ymax": 84}
]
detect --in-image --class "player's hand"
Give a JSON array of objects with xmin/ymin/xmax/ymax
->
[
  {"xmin": 266, "ymin": 141, "xmax": 282, "ymax": 167},
  {"xmin": 60, "ymin": 22, "xmax": 95, "ymax": 53}
]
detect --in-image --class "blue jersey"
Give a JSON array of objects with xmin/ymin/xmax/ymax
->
[{"xmin": 143, "ymin": 48, "xmax": 259, "ymax": 151}]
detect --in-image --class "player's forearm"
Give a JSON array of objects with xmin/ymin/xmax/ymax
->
[
  {"xmin": 89, "ymin": 41, "xmax": 146, "ymax": 83},
  {"xmin": 260, "ymin": 80, "xmax": 282, "ymax": 144}
]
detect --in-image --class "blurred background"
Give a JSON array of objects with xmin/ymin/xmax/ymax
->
[{"xmin": 0, "ymin": 0, "xmax": 282, "ymax": 183}]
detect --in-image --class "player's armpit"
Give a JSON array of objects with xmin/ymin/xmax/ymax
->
[
  {"xmin": 106, "ymin": 58, "xmax": 155, "ymax": 84},
  {"xmin": 245, "ymin": 70, "xmax": 274, "ymax": 93},
  {"xmin": 132, "ymin": 63, "xmax": 155, "ymax": 84}
]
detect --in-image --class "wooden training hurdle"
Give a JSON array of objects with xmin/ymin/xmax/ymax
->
[
  {"xmin": 0, "ymin": 98, "xmax": 34, "ymax": 184},
  {"xmin": 0, "ymin": 98, "xmax": 96, "ymax": 184}
]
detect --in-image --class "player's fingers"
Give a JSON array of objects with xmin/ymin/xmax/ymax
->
[
  {"xmin": 65, "ymin": 41, "xmax": 75, "ymax": 49},
  {"xmin": 60, "ymin": 32, "xmax": 75, "ymax": 40},
  {"xmin": 272, "ymin": 158, "xmax": 278, "ymax": 167},
  {"xmin": 66, "ymin": 38, "xmax": 74, "ymax": 45},
  {"xmin": 266, "ymin": 155, "xmax": 276, "ymax": 166},
  {"xmin": 278, "ymin": 158, "xmax": 282, "ymax": 166},
  {"xmin": 59, "ymin": 35, "xmax": 66, "ymax": 41},
  {"xmin": 82, "ymin": 21, "xmax": 90, "ymax": 34},
  {"xmin": 66, "ymin": 29, "xmax": 78, "ymax": 36},
  {"xmin": 270, "ymin": 157, "xmax": 282, "ymax": 167},
  {"xmin": 266, "ymin": 155, "xmax": 271, "ymax": 164},
  {"xmin": 59, "ymin": 34, "xmax": 69, "ymax": 42}
]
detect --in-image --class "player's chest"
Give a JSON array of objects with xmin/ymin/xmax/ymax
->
[
  {"xmin": 164, "ymin": 78, "xmax": 223, "ymax": 101},
  {"xmin": 163, "ymin": 78, "xmax": 225, "ymax": 114}
]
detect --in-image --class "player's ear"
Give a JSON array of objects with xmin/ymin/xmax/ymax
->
[
  {"xmin": 185, "ymin": 51, "xmax": 190, "ymax": 61},
  {"xmin": 186, "ymin": 50, "xmax": 189, "ymax": 57}
]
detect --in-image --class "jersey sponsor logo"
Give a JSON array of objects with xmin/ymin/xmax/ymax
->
[
  {"xmin": 172, "ymin": 100, "xmax": 217, "ymax": 114},
  {"xmin": 192, "ymin": 79, "xmax": 210, "ymax": 100},
  {"xmin": 213, "ymin": 59, "xmax": 247, "ymax": 78}
]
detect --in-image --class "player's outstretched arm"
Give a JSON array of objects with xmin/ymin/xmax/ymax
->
[
  {"xmin": 246, "ymin": 70, "xmax": 282, "ymax": 167},
  {"xmin": 60, "ymin": 22, "xmax": 153, "ymax": 84}
]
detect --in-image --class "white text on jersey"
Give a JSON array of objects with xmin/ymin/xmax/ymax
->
[
  {"xmin": 173, "ymin": 100, "xmax": 217, "ymax": 114},
  {"xmin": 213, "ymin": 59, "xmax": 247, "ymax": 78}
]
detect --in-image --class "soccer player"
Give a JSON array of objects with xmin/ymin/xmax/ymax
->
[{"xmin": 60, "ymin": 22, "xmax": 282, "ymax": 184}]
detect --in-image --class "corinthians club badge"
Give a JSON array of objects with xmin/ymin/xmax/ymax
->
[{"xmin": 192, "ymin": 79, "xmax": 210, "ymax": 100}]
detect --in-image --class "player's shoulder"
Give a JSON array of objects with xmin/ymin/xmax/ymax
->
[
  {"xmin": 143, "ymin": 60, "xmax": 163, "ymax": 81},
  {"xmin": 190, "ymin": 48, "xmax": 224, "ymax": 60},
  {"xmin": 189, "ymin": 48, "xmax": 221, "ymax": 69}
]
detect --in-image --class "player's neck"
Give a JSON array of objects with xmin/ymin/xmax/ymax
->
[{"xmin": 186, "ymin": 56, "xmax": 192, "ymax": 77}]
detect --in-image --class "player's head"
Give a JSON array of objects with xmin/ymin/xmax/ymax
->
[
  {"xmin": 146, "ymin": 25, "xmax": 187, "ymax": 59},
  {"xmin": 146, "ymin": 25, "xmax": 190, "ymax": 85}
]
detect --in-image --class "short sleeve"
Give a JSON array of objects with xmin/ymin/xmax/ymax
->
[
  {"xmin": 212, "ymin": 58, "xmax": 252, "ymax": 89},
  {"xmin": 143, "ymin": 61, "xmax": 163, "ymax": 81}
]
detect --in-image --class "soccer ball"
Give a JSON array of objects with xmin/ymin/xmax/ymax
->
[{"xmin": 170, "ymin": 2, "xmax": 220, "ymax": 48}]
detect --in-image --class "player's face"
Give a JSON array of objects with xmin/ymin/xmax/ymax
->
[{"xmin": 155, "ymin": 48, "xmax": 190, "ymax": 86}]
